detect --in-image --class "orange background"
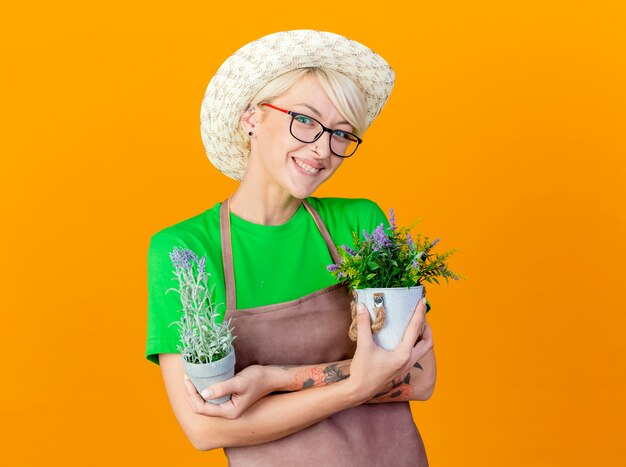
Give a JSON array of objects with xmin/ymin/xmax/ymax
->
[{"xmin": 2, "ymin": 1, "xmax": 625, "ymax": 465}]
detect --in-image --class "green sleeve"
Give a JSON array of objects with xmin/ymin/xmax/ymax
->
[
  {"xmin": 145, "ymin": 232, "xmax": 188, "ymax": 365},
  {"xmin": 366, "ymin": 200, "xmax": 390, "ymax": 232}
]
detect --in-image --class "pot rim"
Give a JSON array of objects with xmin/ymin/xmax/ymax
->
[{"xmin": 182, "ymin": 345, "xmax": 235, "ymax": 366}]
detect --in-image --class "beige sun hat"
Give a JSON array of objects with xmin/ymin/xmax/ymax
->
[{"xmin": 200, "ymin": 29, "xmax": 395, "ymax": 181}]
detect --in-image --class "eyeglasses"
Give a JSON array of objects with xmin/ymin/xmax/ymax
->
[{"xmin": 261, "ymin": 103, "xmax": 362, "ymax": 158}]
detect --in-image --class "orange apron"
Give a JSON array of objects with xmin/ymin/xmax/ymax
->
[{"xmin": 220, "ymin": 197, "xmax": 429, "ymax": 466}]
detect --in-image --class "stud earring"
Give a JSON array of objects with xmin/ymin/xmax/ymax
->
[{"xmin": 248, "ymin": 132, "xmax": 253, "ymax": 136}]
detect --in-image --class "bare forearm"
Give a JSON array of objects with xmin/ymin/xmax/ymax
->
[
  {"xmin": 270, "ymin": 348, "xmax": 436, "ymax": 402},
  {"xmin": 197, "ymin": 377, "xmax": 364, "ymax": 450}
]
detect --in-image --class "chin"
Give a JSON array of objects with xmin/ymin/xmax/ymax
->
[
  {"xmin": 284, "ymin": 163, "xmax": 339, "ymax": 200},
  {"xmin": 288, "ymin": 177, "xmax": 327, "ymax": 199},
  {"xmin": 288, "ymin": 186, "xmax": 317, "ymax": 200}
]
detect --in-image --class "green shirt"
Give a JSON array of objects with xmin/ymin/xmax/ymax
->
[{"xmin": 145, "ymin": 197, "xmax": 390, "ymax": 365}]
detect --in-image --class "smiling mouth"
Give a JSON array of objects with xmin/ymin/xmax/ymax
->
[{"xmin": 292, "ymin": 157, "xmax": 322, "ymax": 175}]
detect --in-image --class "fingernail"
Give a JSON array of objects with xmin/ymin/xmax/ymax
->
[
  {"xmin": 184, "ymin": 374, "xmax": 189, "ymax": 381},
  {"xmin": 421, "ymin": 297, "xmax": 426, "ymax": 306},
  {"xmin": 357, "ymin": 303, "xmax": 366, "ymax": 314},
  {"xmin": 201, "ymin": 389, "xmax": 213, "ymax": 399}
]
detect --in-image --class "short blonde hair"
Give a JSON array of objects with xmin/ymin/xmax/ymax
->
[{"xmin": 245, "ymin": 67, "xmax": 368, "ymax": 137}]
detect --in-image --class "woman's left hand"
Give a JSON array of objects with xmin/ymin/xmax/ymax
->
[{"xmin": 183, "ymin": 364, "xmax": 274, "ymax": 419}]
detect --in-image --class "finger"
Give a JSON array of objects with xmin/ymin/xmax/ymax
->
[
  {"xmin": 201, "ymin": 377, "xmax": 240, "ymax": 401},
  {"xmin": 356, "ymin": 302, "xmax": 374, "ymax": 345},
  {"xmin": 409, "ymin": 321, "xmax": 434, "ymax": 363},
  {"xmin": 184, "ymin": 376, "xmax": 211, "ymax": 413},
  {"xmin": 219, "ymin": 392, "xmax": 262, "ymax": 420},
  {"xmin": 185, "ymin": 377, "xmax": 236, "ymax": 416},
  {"xmin": 399, "ymin": 297, "xmax": 427, "ymax": 350},
  {"xmin": 418, "ymin": 319, "xmax": 427, "ymax": 338}
]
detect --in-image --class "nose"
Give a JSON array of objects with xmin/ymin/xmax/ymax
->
[{"xmin": 311, "ymin": 129, "xmax": 333, "ymax": 159}]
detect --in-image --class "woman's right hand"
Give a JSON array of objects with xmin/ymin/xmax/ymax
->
[
  {"xmin": 184, "ymin": 364, "xmax": 274, "ymax": 420},
  {"xmin": 347, "ymin": 297, "xmax": 433, "ymax": 402}
]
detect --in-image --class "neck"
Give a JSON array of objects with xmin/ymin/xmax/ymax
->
[{"xmin": 229, "ymin": 177, "xmax": 303, "ymax": 226}]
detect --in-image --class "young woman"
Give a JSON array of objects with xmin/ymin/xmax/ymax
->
[{"xmin": 146, "ymin": 30, "xmax": 436, "ymax": 466}]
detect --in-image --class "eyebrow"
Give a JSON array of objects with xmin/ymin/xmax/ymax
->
[{"xmin": 294, "ymin": 103, "xmax": 351, "ymax": 127}]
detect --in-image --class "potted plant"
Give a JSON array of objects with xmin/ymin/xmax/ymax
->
[
  {"xmin": 167, "ymin": 247, "xmax": 236, "ymax": 404},
  {"xmin": 327, "ymin": 208, "xmax": 466, "ymax": 350}
]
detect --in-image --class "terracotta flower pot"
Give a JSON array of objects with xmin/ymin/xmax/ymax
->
[
  {"xmin": 183, "ymin": 346, "xmax": 236, "ymax": 404},
  {"xmin": 354, "ymin": 286, "xmax": 426, "ymax": 351}
]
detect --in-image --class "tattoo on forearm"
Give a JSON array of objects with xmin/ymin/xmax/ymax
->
[
  {"xmin": 372, "ymin": 362, "xmax": 424, "ymax": 401},
  {"xmin": 372, "ymin": 372, "xmax": 413, "ymax": 400},
  {"xmin": 284, "ymin": 362, "xmax": 350, "ymax": 391},
  {"xmin": 323, "ymin": 363, "xmax": 349, "ymax": 384}
]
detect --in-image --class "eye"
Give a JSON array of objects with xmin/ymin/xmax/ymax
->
[
  {"xmin": 333, "ymin": 131, "xmax": 357, "ymax": 142},
  {"xmin": 294, "ymin": 115, "xmax": 315, "ymax": 125}
]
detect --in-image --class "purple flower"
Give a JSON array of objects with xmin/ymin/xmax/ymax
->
[
  {"xmin": 429, "ymin": 238, "xmax": 440, "ymax": 249},
  {"xmin": 362, "ymin": 229, "xmax": 370, "ymax": 241},
  {"xmin": 406, "ymin": 233, "xmax": 414, "ymax": 248},
  {"xmin": 327, "ymin": 264, "xmax": 339, "ymax": 272},
  {"xmin": 412, "ymin": 260, "xmax": 420, "ymax": 269},
  {"xmin": 170, "ymin": 247, "xmax": 199, "ymax": 272},
  {"xmin": 389, "ymin": 208, "xmax": 396, "ymax": 231},
  {"xmin": 371, "ymin": 224, "xmax": 392, "ymax": 251},
  {"xmin": 198, "ymin": 256, "xmax": 206, "ymax": 276},
  {"xmin": 342, "ymin": 245, "xmax": 356, "ymax": 256}
]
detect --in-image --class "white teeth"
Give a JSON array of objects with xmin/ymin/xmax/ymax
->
[{"xmin": 294, "ymin": 158, "xmax": 320, "ymax": 174}]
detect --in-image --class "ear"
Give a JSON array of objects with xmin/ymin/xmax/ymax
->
[{"xmin": 241, "ymin": 105, "xmax": 259, "ymax": 135}]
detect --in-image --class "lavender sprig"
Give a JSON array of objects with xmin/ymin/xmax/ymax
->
[
  {"xmin": 371, "ymin": 224, "xmax": 392, "ymax": 251},
  {"xmin": 167, "ymin": 247, "xmax": 236, "ymax": 364},
  {"xmin": 342, "ymin": 244, "xmax": 356, "ymax": 256}
]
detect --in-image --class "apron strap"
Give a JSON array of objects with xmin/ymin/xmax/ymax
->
[
  {"xmin": 301, "ymin": 199, "xmax": 342, "ymax": 265},
  {"xmin": 220, "ymin": 197, "xmax": 343, "ymax": 310},
  {"xmin": 219, "ymin": 197, "xmax": 237, "ymax": 311}
]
